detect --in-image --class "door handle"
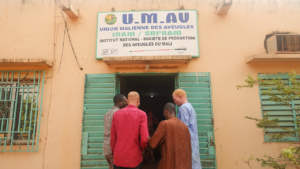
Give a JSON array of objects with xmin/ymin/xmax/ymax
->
[{"xmin": 210, "ymin": 135, "xmax": 214, "ymax": 146}]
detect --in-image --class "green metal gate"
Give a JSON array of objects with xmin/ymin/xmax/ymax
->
[
  {"xmin": 81, "ymin": 74, "xmax": 115, "ymax": 169},
  {"xmin": 178, "ymin": 72, "xmax": 216, "ymax": 169}
]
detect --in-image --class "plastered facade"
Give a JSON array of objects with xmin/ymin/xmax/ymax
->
[{"xmin": 0, "ymin": 0, "xmax": 300, "ymax": 168}]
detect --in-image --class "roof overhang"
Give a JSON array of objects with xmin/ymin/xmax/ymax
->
[
  {"xmin": 102, "ymin": 55, "xmax": 192, "ymax": 65},
  {"xmin": 0, "ymin": 58, "xmax": 53, "ymax": 69},
  {"xmin": 246, "ymin": 54, "xmax": 300, "ymax": 63}
]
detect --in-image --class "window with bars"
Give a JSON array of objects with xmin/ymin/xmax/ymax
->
[
  {"xmin": 266, "ymin": 34, "xmax": 300, "ymax": 54},
  {"xmin": 259, "ymin": 73, "xmax": 300, "ymax": 142},
  {"xmin": 0, "ymin": 71, "xmax": 45, "ymax": 152},
  {"xmin": 276, "ymin": 35, "xmax": 300, "ymax": 53}
]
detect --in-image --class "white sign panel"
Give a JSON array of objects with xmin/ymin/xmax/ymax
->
[{"xmin": 96, "ymin": 10, "xmax": 199, "ymax": 59}]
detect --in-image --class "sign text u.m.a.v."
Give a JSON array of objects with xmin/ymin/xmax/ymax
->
[{"xmin": 96, "ymin": 10, "xmax": 199, "ymax": 59}]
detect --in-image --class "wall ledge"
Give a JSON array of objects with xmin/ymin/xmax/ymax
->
[
  {"xmin": 246, "ymin": 54, "xmax": 300, "ymax": 63},
  {"xmin": 102, "ymin": 55, "xmax": 191, "ymax": 65},
  {"xmin": 0, "ymin": 58, "xmax": 53, "ymax": 69}
]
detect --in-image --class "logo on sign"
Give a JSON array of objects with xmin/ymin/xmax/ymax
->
[{"xmin": 105, "ymin": 14, "xmax": 117, "ymax": 25}]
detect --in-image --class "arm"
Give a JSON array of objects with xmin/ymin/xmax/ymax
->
[
  {"xmin": 178, "ymin": 106, "xmax": 190, "ymax": 127},
  {"xmin": 149, "ymin": 122, "xmax": 165, "ymax": 149},
  {"xmin": 139, "ymin": 112, "xmax": 149, "ymax": 151},
  {"xmin": 110, "ymin": 116, "xmax": 117, "ymax": 155}
]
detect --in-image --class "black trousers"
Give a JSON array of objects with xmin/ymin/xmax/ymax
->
[{"xmin": 113, "ymin": 162, "xmax": 142, "ymax": 169}]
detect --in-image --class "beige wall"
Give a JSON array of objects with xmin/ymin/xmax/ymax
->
[{"xmin": 1, "ymin": 0, "xmax": 300, "ymax": 168}]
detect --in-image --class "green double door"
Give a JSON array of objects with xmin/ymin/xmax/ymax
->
[{"xmin": 80, "ymin": 73, "xmax": 216, "ymax": 169}]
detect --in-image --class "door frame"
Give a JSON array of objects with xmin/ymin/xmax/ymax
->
[
  {"xmin": 113, "ymin": 72, "xmax": 217, "ymax": 168},
  {"xmin": 115, "ymin": 72, "xmax": 179, "ymax": 94}
]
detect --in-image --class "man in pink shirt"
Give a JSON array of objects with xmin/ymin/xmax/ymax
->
[{"xmin": 110, "ymin": 91, "xmax": 149, "ymax": 169}]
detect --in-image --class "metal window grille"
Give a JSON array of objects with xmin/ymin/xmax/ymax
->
[
  {"xmin": 276, "ymin": 35, "xmax": 300, "ymax": 53},
  {"xmin": 0, "ymin": 70, "xmax": 45, "ymax": 152}
]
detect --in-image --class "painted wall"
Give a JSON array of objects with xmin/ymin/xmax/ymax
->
[{"xmin": 1, "ymin": 0, "xmax": 300, "ymax": 168}]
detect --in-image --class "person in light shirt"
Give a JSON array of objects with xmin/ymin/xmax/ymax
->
[{"xmin": 173, "ymin": 89, "xmax": 202, "ymax": 169}]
